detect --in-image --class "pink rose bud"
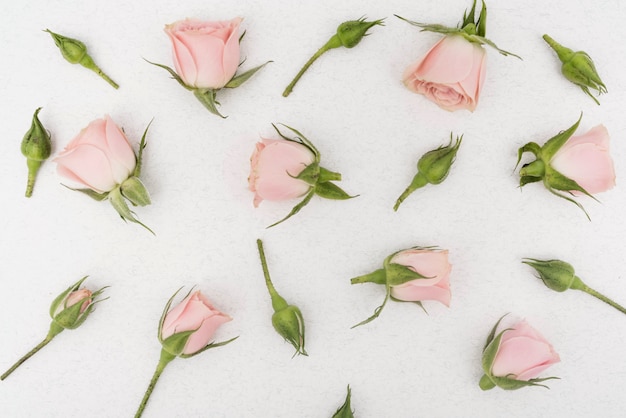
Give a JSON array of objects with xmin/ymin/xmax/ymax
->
[
  {"xmin": 151, "ymin": 18, "xmax": 270, "ymax": 118},
  {"xmin": 517, "ymin": 114, "xmax": 615, "ymax": 219},
  {"xmin": 248, "ymin": 124, "xmax": 355, "ymax": 227},
  {"xmin": 1, "ymin": 276, "xmax": 107, "ymax": 381},
  {"xmin": 397, "ymin": 1, "xmax": 519, "ymax": 112},
  {"xmin": 54, "ymin": 116, "xmax": 153, "ymax": 232},
  {"xmin": 350, "ymin": 246, "xmax": 451, "ymax": 328},
  {"xmin": 480, "ymin": 317, "xmax": 560, "ymax": 390},
  {"xmin": 160, "ymin": 290, "xmax": 233, "ymax": 356}
]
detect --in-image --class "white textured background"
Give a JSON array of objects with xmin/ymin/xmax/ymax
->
[{"xmin": 1, "ymin": 0, "xmax": 626, "ymax": 417}]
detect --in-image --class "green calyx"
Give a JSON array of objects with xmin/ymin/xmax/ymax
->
[
  {"xmin": 332, "ymin": 385, "xmax": 355, "ymax": 418},
  {"xmin": 516, "ymin": 113, "xmax": 596, "ymax": 219},
  {"xmin": 45, "ymin": 29, "xmax": 118, "ymax": 89},
  {"xmin": 480, "ymin": 315, "xmax": 559, "ymax": 391},
  {"xmin": 522, "ymin": 258, "xmax": 583, "ymax": 292},
  {"xmin": 394, "ymin": 134, "xmax": 462, "ymax": 211},
  {"xmin": 257, "ymin": 240, "xmax": 307, "ymax": 356},
  {"xmin": 267, "ymin": 124, "xmax": 356, "ymax": 228},
  {"xmin": 49, "ymin": 276, "xmax": 109, "ymax": 330},
  {"xmin": 21, "ymin": 107, "xmax": 52, "ymax": 198},
  {"xmin": 395, "ymin": 0, "xmax": 521, "ymax": 59},
  {"xmin": 543, "ymin": 34, "xmax": 606, "ymax": 105},
  {"xmin": 282, "ymin": 17, "xmax": 384, "ymax": 97}
]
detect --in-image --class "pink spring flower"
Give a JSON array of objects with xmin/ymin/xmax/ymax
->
[
  {"xmin": 54, "ymin": 115, "xmax": 136, "ymax": 193},
  {"xmin": 161, "ymin": 291, "xmax": 232, "ymax": 355},
  {"xmin": 389, "ymin": 248, "xmax": 452, "ymax": 306},
  {"xmin": 248, "ymin": 138, "xmax": 316, "ymax": 208},
  {"xmin": 403, "ymin": 35, "xmax": 486, "ymax": 112},
  {"xmin": 491, "ymin": 320, "xmax": 560, "ymax": 381},
  {"xmin": 550, "ymin": 125, "xmax": 615, "ymax": 195},
  {"xmin": 165, "ymin": 18, "xmax": 242, "ymax": 89}
]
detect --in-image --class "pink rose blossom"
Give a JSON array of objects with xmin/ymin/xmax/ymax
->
[
  {"xmin": 65, "ymin": 289, "xmax": 93, "ymax": 314},
  {"xmin": 54, "ymin": 116, "xmax": 136, "ymax": 193},
  {"xmin": 165, "ymin": 18, "xmax": 242, "ymax": 89},
  {"xmin": 403, "ymin": 35, "xmax": 486, "ymax": 112},
  {"xmin": 161, "ymin": 291, "xmax": 232, "ymax": 355},
  {"xmin": 389, "ymin": 248, "xmax": 452, "ymax": 306},
  {"xmin": 550, "ymin": 125, "xmax": 615, "ymax": 195},
  {"xmin": 248, "ymin": 138, "xmax": 316, "ymax": 208},
  {"xmin": 491, "ymin": 320, "xmax": 560, "ymax": 381}
]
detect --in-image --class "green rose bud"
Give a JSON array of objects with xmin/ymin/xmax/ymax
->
[
  {"xmin": 394, "ymin": 134, "xmax": 462, "ymax": 211},
  {"xmin": 543, "ymin": 34, "xmax": 606, "ymax": 105},
  {"xmin": 257, "ymin": 239, "xmax": 307, "ymax": 356},
  {"xmin": 45, "ymin": 29, "xmax": 119, "ymax": 89},
  {"xmin": 21, "ymin": 108, "xmax": 51, "ymax": 198}
]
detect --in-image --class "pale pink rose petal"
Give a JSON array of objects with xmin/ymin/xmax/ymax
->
[
  {"xmin": 65, "ymin": 289, "xmax": 92, "ymax": 313},
  {"xmin": 390, "ymin": 250, "xmax": 451, "ymax": 280},
  {"xmin": 63, "ymin": 118, "xmax": 106, "ymax": 150},
  {"xmin": 391, "ymin": 282, "xmax": 451, "ymax": 306},
  {"xmin": 492, "ymin": 335, "xmax": 557, "ymax": 380},
  {"xmin": 161, "ymin": 292, "xmax": 205, "ymax": 338},
  {"xmin": 405, "ymin": 35, "xmax": 475, "ymax": 84},
  {"xmin": 184, "ymin": 314, "xmax": 232, "ymax": 354},
  {"xmin": 457, "ymin": 45, "xmax": 487, "ymax": 108},
  {"xmin": 179, "ymin": 32, "xmax": 228, "ymax": 88},
  {"xmin": 104, "ymin": 116, "xmax": 136, "ymax": 180},
  {"xmin": 220, "ymin": 18, "xmax": 243, "ymax": 85},
  {"xmin": 166, "ymin": 31, "xmax": 198, "ymax": 86},
  {"xmin": 558, "ymin": 125, "xmax": 609, "ymax": 149},
  {"xmin": 55, "ymin": 145, "xmax": 117, "ymax": 193}
]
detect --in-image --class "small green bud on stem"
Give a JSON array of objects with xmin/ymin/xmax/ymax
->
[{"xmin": 21, "ymin": 108, "xmax": 51, "ymax": 198}]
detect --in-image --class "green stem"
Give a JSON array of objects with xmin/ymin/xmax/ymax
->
[
  {"xmin": 350, "ymin": 268, "xmax": 387, "ymax": 285},
  {"xmin": 1, "ymin": 322, "xmax": 63, "ymax": 380},
  {"xmin": 318, "ymin": 167, "xmax": 342, "ymax": 183},
  {"xmin": 282, "ymin": 39, "xmax": 337, "ymax": 97},
  {"xmin": 135, "ymin": 349, "xmax": 175, "ymax": 418},
  {"xmin": 578, "ymin": 284, "xmax": 626, "ymax": 315},
  {"xmin": 257, "ymin": 239, "xmax": 288, "ymax": 311},
  {"xmin": 393, "ymin": 172, "xmax": 428, "ymax": 211},
  {"xmin": 25, "ymin": 158, "xmax": 42, "ymax": 198}
]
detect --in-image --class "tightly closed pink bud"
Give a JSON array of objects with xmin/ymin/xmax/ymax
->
[
  {"xmin": 165, "ymin": 18, "xmax": 242, "ymax": 89},
  {"xmin": 403, "ymin": 35, "xmax": 486, "ymax": 112},
  {"xmin": 54, "ymin": 115, "xmax": 136, "ymax": 193},
  {"xmin": 248, "ymin": 138, "xmax": 316, "ymax": 208},
  {"xmin": 389, "ymin": 248, "xmax": 452, "ymax": 306},
  {"xmin": 64, "ymin": 289, "xmax": 93, "ymax": 314},
  {"xmin": 491, "ymin": 320, "xmax": 560, "ymax": 381},
  {"xmin": 550, "ymin": 125, "xmax": 615, "ymax": 195},
  {"xmin": 161, "ymin": 291, "xmax": 232, "ymax": 355}
]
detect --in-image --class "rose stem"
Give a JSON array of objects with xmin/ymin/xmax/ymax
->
[
  {"xmin": 134, "ymin": 349, "xmax": 175, "ymax": 418},
  {"xmin": 256, "ymin": 239, "xmax": 288, "ymax": 312},
  {"xmin": 282, "ymin": 40, "xmax": 334, "ymax": 97},
  {"xmin": 92, "ymin": 65, "xmax": 119, "ymax": 89},
  {"xmin": 393, "ymin": 172, "xmax": 428, "ymax": 211},
  {"xmin": 25, "ymin": 159, "xmax": 42, "ymax": 197},
  {"xmin": 1, "ymin": 322, "xmax": 63, "ymax": 380},
  {"xmin": 578, "ymin": 285, "xmax": 626, "ymax": 315}
]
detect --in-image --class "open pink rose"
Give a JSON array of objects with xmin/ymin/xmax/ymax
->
[
  {"xmin": 403, "ymin": 35, "xmax": 486, "ymax": 112},
  {"xmin": 550, "ymin": 125, "xmax": 615, "ymax": 195},
  {"xmin": 389, "ymin": 248, "xmax": 452, "ymax": 306},
  {"xmin": 161, "ymin": 291, "xmax": 232, "ymax": 355},
  {"xmin": 165, "ymin": 18, "xmax": 242, "ymax": 89},
  {"xmin": 491, "ymin": 320, "xmax": 560, "ymax": 381},
  {"xmin": 248, "ymin": 138, "xmax": 315, "ymax": 208},
  {"xmin": 54, "ymin": 116, "xmax": 136, "ymax": 193}
]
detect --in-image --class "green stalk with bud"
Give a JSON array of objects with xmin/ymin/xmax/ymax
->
[
  {"xmin": 523, "ymin": 258, "xmax": 626, "ymax": 316},
  {"xmin": 543, "ymin": 34, "xmax": 606, "ymax": 105},
  {"xmin": 21, "ymin": 108, "xmax": 51, "ymax": 198},
  {"xmin": 45, "ymin": 29, "xmax": 119, "ymax": 89},
  {"xmin": 394, "ymin": 134, "xmax": 462, "ymax": 211},
  {"xmin": 282, "ymin": 17, "xmax": 385, "ymax": 97},
  {"xmin": 257, "ymin": 239, "xmax": 307, "ymax": 356}
]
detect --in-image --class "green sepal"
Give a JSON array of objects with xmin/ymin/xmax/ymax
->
[
  {"xmin": 193, "ymin": 88, "xmax": 225, "ymax": 118},
  {"xmin": 271, "ymin": 123, "xmax": 320, "ymax": 162},
  {"xmin": 314, "ymin": 181, "xmax": 356, "ymax": 200},
  {"xmin": 63, "ymin": 290, "xmax": 108, "ymax": 330},
  {"xmin": 179, "ymin": 336, "xmax": 239, "ymax": 359},
  {"xmin": 514, "ymin": 142, "xmax": 542, "ymax": 171},
  {"xmin": 350, "ymin": 268, "xmax": 387, "ymax": 285},
  {"xmin": 161, "ymin": 330, "xmax": 196, "ymax": 357},
  {"xmin": 519, "ymin": 160, "xmax": 545, "ymax": 180},
  {"xmin": 335, "ymin": 17, "xmax": 385, "ymax": 49},
  {"xmin": 272, "ymin": 305, "xmax": 307, "ymax": 357},
  {"xmin": 133, "ymin": 119, "xmax": 152, "ymax": 178},
  {"xmin": 121, "ymin": 176, "xmax": 151, "ymax": 207},
  {"xmin": 476, "ymin": 0, "xmax": 487, "ymax": 38},
  {"xmin": 519, "ymin": 175, "xmax": 542, "ymax": 187},
  {"xmin": 294, "ymin": 162, "xmax": 321, "ymax": 186},
  {"xmin": 482, "ymin": 314, "xmax": 508, "ymax": 351},
  {"xmin": 417, "ymin": 133, "xmax": 462, "ymax": 184},
  {"xmin": 482, "ymin": 328, "xmax": 508, "ymax": 375},
  {"xmin": 351, "ymin": 283, "xmax": 390, "ymax": 329},
  {"xmin": 384, "ymin": 263, "xmax": 430, "ymax": 287},
  {"xmin": 490, "ymin": 375, "xmax": 560, "ymax": 390},
  {"xmin": 479, "ymin": 374, "xmax": 496, "ymax": 390},
  {"xmin": 546, "ymin": 187, "xmax": 591, "ymax": 221},
  {"xmin": 541, "ymin": 113, "xmax": 582, "ymax": 159},
  {"xmin": 332, "ymin": 385, "xmax": 354, "ymax": 418},
  {"xmin": 49, "ymin": 276, "xmax": 89, "ymax": 318},
  {"xmin": 544, "ymin": 167, "xmax": 597, "ymax": 202},
  {"xmin": 158, "ymin": 287, "xmax": 191, "ymax": 342},
  {"xmin": 318, "ymin": 167, "xmax": 342, "ymax": 183},
  {"xmin": 224, "ymin": 61, "xmax": 272, "ymax": 88},
  {"xmin": 44, "ymin": 29, "xmax": 87, "ymax": 64},
  {"xmin": 145, "ymin": 59, "xmax": 192, "ymax": 90},
  {"xmin": 389, "ymin": 295, "xmax": 427, "ymax": 313},
  {"xmin": 267, "ymin": 189, "xmax": 315, "ymax": 228},
  {"xmin": 64, "ymin": 185, "xmax": 109, "ymax": 201},
  {"xmin": 108, "ymin": 186, "xmax": 155, "ymax": 234}
]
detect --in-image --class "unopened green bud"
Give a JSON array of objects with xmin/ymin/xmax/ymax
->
[
  {"xmin": 272, "ymin": 305, "xmax": 307, "ymax": 356},
  {"xmin": 543, "ymin": 34, "xmax": 606, "ymax": 105},
  {"xmin": 522, "ymin": 258, "xmax": 582, "ymax": 292},
  {"xmin": 21, "ymin": 108, "xmax": 51, "ymax": 198},
  {"xmin": 335, "ymin": 18, "xmax": 385, "ymax": 48},
  {"xmin": 45, "ymin": 29, "xmax": 119, "ymax": 89},
  {"xmin": 49, "ymin": 276, "xmax": 107, "ymax": 330}
]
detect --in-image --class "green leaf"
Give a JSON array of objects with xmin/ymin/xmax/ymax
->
[
  {"xmin": 144, "ymin": 59, "xmax": 191, "ymax": 90},
  {"xmin": 351, "ymin": 284, "xmax": 391, "ymax": 328},
  {"xmin": 224, "ymin": 61, "xmax": 272, "ymax": 88},
  {"xmin": 267, "ymin": 189, "xmax": 315, "ymax": 228},
  {"xmin": 314, "ymin": 181, "xmax": 356, "ymax": 200},
  {"xmin": 541, "ymin": 113, "xmax": 583, "ymax": 158}
]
